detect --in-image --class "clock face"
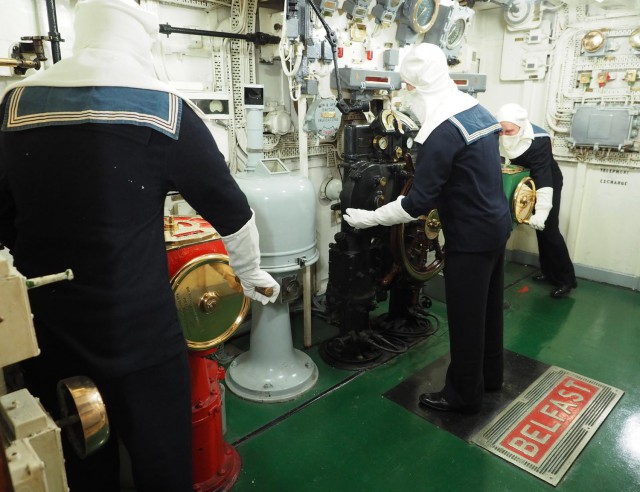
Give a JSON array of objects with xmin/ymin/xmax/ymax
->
[
  {"xmin": 410, "ymin": 0, "xmax": 439, "ymax": 34},
  {"xmin": 446, "ymin": 18, "xmax": 466, "ymax": 49}
]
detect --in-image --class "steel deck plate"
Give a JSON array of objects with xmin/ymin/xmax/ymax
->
[{"xmin": 470, "ymin": 367, "xmax": 624, "ymax": 486}]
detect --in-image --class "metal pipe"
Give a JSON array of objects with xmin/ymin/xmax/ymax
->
[
  {"xmin": 25, "ymin": 269, "xmax": 74, "ymax": 289},
  {"xmin": 45, "ymin": 0, "xmax": 62, "ymax": 63},
  {"xmin": 0, "ymin": 58, "xmax": 41, "ymax": 70},
  {"xmin": 159, "ymin": 24, "xmax": 280, "ymax": 46}
]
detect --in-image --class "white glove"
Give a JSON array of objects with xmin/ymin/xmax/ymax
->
[
  {"xmin": 529, "ymin": 187, "xmax": 553, "ymax": 231},
  {"xmin": 220, "ymin": 211, "xmax": 280, "ymax": 305},
  {"xmin": 343, "ymin": 196, "xmax": 418, "ymax": 229}
]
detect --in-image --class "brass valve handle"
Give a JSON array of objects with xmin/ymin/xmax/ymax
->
[
  {"xmin": 256, "ymin": 286, "xmax": 275, "ymax": 297},
  {"xmin": 234, "ymin": 275, "xmax": 274, "ymax": 297}
]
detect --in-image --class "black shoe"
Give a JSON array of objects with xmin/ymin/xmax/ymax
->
[
  {"xmin": 532, "ymin": 273, "xmax": 548, "ymax": 282},
  {"xmin": 551, "ymin": 284, "xmax": 574, "ymax": 298},
  {"xmin": 419, "ymin": 392, "xmax": 454, "ymax": 412},
  {"xmin": 418, "ymin": 392, "xmax": 479, "ymax": 414}
]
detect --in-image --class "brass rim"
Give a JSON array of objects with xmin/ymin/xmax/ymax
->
[
  {"xmin": 411, "ymin": 0, "xmax": 440, "ymax": 34},
  {"xmin": 170, "ymin": 253, "xmax": 250, "ymax": 351},
  {"xmin": 582, "ymin": 30, "xmax": 605, "ymax": 53},
  {"xmin": 56, "ymin": 376, "xmax": 110, "ymax": 458},
  {"xmin": 630, "ymin": 27, "xmax": 640, "ymax": 50},
  {"xmin": 512, "ymin": 176, "xmax": 537, "ymax": 224},
  {"xmin": 395, "ymin": 209, "xmax": 445, "ymax": 282}
]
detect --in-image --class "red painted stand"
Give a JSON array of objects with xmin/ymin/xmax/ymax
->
[{"xmin": 190, "ymin": 348, "xmax": 241, "ymax": 492}]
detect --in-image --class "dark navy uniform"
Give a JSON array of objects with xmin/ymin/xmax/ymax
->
[
  {"xmin": 0, "ymin": 86, "xmax": 251, "ymax": 492},
  {"xmin": 507, "ymin": 125, "xmax": 576, "ymax": 288},
  {"xmin": 403, "ymin": 105, "xmax": 511, "ymax": 411}
]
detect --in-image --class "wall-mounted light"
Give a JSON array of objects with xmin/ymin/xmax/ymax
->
[
  {"xmin": 582, "ymin": 30, "xmax": 606, "ymax": 53},
  {"xmin": 630, "ymin": 27, "xmax": 640, "ymax": 50}
]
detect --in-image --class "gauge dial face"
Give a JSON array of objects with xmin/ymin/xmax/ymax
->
[
  {"xmin": 411, "ymin": 0, "xmax": 439, "ymax": 34},
  {"xmin": 446, "ymin": 18, "xmax": 466, "ymax": 49},
  {"xmin": 374, "ymin": 135, "xmax": 389, "ymax": 150},
  {"xmin": 406, "ymin": 136, "xmax": 414, "ymax": 149}
]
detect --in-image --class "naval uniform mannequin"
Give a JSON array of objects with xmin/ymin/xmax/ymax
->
[
  {"xmin": 343, "ymin": 44, "xmax": 511, "ymax": 413},
  {"xmin": 497, "ymin": 103, "xmax": 577, "ymax": 297},
  {"xmin": 0, "ymin": 1, "xmax": 278, "ymax": 490},
  {"xmin": 507, "ymin": 125, "xmax": 577, "ymax": 291},
  {"xmin": 0, "ymin": 83, "xmax": 252, "ymax": 492},
  {"xmin": 402, "ymin": 107, "xmax": 512, "ymax": 412}
]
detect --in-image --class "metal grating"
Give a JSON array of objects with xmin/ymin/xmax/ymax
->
[{"xmin": 471, "ymin": 367, "xmax": 624, "ymax": 486}]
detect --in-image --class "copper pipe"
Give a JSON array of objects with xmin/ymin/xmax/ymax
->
[{"xmin": 0, "ymin": 58, "xmax": 40, "ymax": 70}]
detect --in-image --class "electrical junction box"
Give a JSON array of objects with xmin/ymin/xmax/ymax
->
[
  {"xmin": 383, "ymin": 49, "xmax": 400, "ymax": 70},
  {"xmin": 449, "ymin": 73, "xmax": 487, "ymax": 94},
  {"xmin": 569, "ymin": 106, "xmax": 640, "ymax": 151},
  {"xmin": 304, "ymin": 98, "xmax": 342, "ymax": 140},
  {"xmin": 330, "ymin": 68, "xmax": 402, "ymax": 91}
]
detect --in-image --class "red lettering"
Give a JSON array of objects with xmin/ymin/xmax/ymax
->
[{"xmin": 500, "ymin": 376, "xmax": 599, "ymax": 463}]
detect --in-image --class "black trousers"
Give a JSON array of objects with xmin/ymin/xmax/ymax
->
[
  {"xmin": 24, "ymin": 350, "xmax": 193, "ymax": 492},
  {"xmin": 441, "ymin": 245, "xmax": 506, "ymax": 411},
  {"xmin": 536, "ymin": 183, "xmax": 576, "ymax": 287}
]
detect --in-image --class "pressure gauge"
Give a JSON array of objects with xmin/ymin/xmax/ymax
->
[
  {"xmin": 373, "ymin": 135, "xmax": 390, "ymax": 150},
  {"xmin": 406, "ymin": 0, "xmax": 439, "ymax": 34},
  {"xmin": 445, "ymin": 17, "xmax": 466, "ymax": 49},
  {"xmin": 405, "ymin": 136, "xmax": 414, "ymax": 149}
]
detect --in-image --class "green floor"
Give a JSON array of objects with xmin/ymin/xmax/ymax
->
[{"xmin": 221, "ymin": 263, "xmax": 640, "ymax": 492}]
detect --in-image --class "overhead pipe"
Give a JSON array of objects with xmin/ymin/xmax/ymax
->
[{"xmin": 159, "ymin": 24, "xmax": 281, "ymax": 46}]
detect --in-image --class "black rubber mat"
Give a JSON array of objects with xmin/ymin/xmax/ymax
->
[{"xmin": 383, "ymin": 350, "xmax": 549, "ymax": 442}]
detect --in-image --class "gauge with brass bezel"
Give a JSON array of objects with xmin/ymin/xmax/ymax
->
[
  {"xmin": 404, "ymin": 0, "xmax": 439, "ymax": 34},
  {"xmin": 373, "ymin": 135, "xmax": 390, "ymax": 151}
]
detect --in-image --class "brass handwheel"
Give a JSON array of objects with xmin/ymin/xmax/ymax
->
[
  {"xmin": 512, "ymin": 176, "xmax": 537, "ymax": 224},
  {"xmin": 392, "ymin": 208, "xmax": 445, "ymax": 282}
]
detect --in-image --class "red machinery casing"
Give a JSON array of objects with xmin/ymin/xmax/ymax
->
[{"xmin": 165, "ymin": 216, "xmax": 246, "ymax": 491}]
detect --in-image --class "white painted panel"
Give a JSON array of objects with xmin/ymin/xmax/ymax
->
[{"xmin": 573, "ymin": 165, "xmax": 640, "ymax": 276}]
